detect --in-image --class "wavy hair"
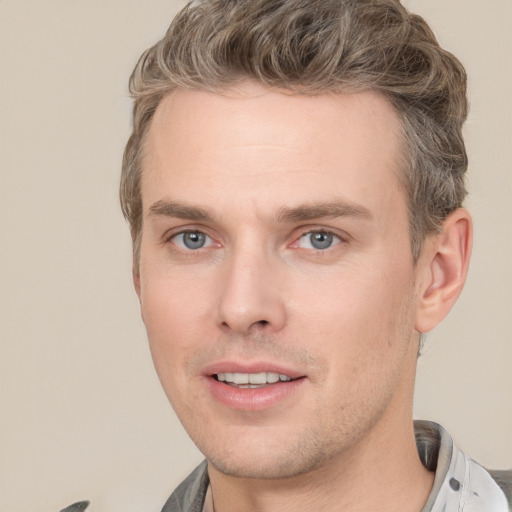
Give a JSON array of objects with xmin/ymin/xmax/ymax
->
[{"xmin": 121, "ymin": 0, "xmax": 468, "ymax": 265}]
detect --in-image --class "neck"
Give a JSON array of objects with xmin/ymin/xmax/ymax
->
[{"xmin": 208, "ymin": 418, "xmax": 434, "ymax": 512}]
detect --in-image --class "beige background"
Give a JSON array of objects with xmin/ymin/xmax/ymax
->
[{"xmin": 1, "ymin": 1, "xmax": 511, "ymax": 511}]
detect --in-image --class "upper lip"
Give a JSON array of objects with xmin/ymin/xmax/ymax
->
[{"xmin": 202, "ymin": 361, "xmax": 305, "ymax": 380}]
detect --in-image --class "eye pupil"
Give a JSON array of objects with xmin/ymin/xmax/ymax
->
[
  {"xmin": 183, "ymin": 231, "xmax": 206, "ymax": 249},
  {"xmin": 310, "ymin": 231, "xmax": 333, "ymax": 249}
]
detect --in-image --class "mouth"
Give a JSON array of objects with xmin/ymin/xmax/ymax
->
[
  {"xmin": 204, "ymin": 364, "xmax": 306, "ymax": 410},
  {"xmin": 214, "ymin": 371, "xmax": 295, "ymax": 389}
]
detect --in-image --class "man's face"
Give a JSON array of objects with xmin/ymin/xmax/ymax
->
[{"xmin": 138, "ymin": 84, "xmax": 423, "ymax": 479}]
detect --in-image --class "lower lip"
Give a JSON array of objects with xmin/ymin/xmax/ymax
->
[{"xmin": 205, "ymin": 376, "xmax": 305, "ymax": 411}]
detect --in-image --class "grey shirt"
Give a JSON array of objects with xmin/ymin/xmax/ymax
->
[{"xmin": 161, "ymin": 421, "xmax": 511, "ymax": 512}]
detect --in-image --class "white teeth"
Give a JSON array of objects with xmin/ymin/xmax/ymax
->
[
  {"xmin": 233, "ymin": 373, "xmax": 249, "ymax": 385},
  {"xmin": 267, "ymin": 372, "xmax": 280, "ymax": 383},
  {"xmin": 249, "ymin": 372, "xmax": 267, "ymax": 384},
  {"xmin": 216, "ymin": 372, "xmax": 292, "ymax": 384}
]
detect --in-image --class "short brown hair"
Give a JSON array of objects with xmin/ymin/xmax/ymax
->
[{"xmin": 121, "ymin": 0, "xmax": 468, "ymax": 265}]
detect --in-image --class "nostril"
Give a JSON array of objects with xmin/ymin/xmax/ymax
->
[{"xmin": 220, "ymin": 318, "xmax": 270, "ymax": 333}]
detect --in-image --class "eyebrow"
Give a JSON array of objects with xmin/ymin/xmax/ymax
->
[
  {"xmin": 148, "ymin": 200, "xmax": 214, "ymax": 222},
  {"xmin": 275, "ymin": 201, "xmax": 372, "ymax": 223},
  {"xmin": 148, "ymin": 198, "xmax": 372, "ymax": 224}
]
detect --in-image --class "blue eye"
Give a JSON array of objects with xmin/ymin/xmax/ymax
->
[
  {"xmin": 172, "ymin": 231, "xmax": 212, "ymax": 250},
  {"xmin": 298, "ymin": 231, "xmax": 340, "ymax": 250}
]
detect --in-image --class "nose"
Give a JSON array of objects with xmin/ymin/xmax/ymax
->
[{"xmin": 216, "ymin": 247, "xmax": 287, "ymax": 335}]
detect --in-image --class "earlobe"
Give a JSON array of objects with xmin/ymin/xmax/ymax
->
[{"xmin": 415, "ymin": 208, "xmax": 473, "ymax": 334}]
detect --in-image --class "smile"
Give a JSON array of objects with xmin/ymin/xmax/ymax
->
[
  {"xmin": 204, "ymin": 365, "xmax": 305, "ymax": 410},
  {"xmin": 215, "ymin": 372, "xmax": 293, "ymax": 388}
]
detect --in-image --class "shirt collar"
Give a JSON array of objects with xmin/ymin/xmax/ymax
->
[{"xmin": 416, "ymin": 420, "xmax": 508, "ymax": 512}]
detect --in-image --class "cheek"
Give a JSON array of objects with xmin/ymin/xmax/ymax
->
[
  {"xmin": 294, "ymin": 270, "xmax": 417, "ymax": 413},
  {"xmin": 290, "ymin": 260, "xmax": 416, "ymax": 359},
  {"xmin": 141, "ymin": 262, "xmax": 212, "ymax": 329},
  {"xmin": 139, "ymin": 271, "xmax": 209, "ymax": 382}
]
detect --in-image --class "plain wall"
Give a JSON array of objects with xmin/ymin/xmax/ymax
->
[{"xmin": 1, "ymin": 1, "xmax": 510, "ymax": 511}]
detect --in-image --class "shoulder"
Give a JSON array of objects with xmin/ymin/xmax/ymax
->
[
  {"xmin": 488, "ymin": 468, "xmax": 512, "ymax": 510},
  {"xmin": 59, "ymin": 502, "xmax": 90, "ymax": 512},
  {"xmin": 161, "ymin": 460, "xmax": 209, "ymax": 512},
  {"xmin": 415, "ymin": 421, "xmax": 511, "ymax": 511}
]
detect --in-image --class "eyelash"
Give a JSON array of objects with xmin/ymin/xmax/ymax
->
[
  {"xmin": 292, "ymin": 229, "xmax": 345, "ymax": 252},
  {"xmin": 164, "ymin": 229, "xmax": 216, "ymax": 252},
  {"xmin": 163, "ymin": 227, "xmax": 347, "ymax": 254}
]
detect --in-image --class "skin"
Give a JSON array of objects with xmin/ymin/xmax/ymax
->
[{"xmin": 135, "ymin": 83, "xmax": 472, "ymax": 512}]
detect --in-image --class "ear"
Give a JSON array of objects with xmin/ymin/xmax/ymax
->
[{"xmin": 415, "ymin": 208, "xmax": 473, "ymax": 334}]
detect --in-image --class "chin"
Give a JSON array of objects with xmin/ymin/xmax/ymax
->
[
  {"xmin": 208, "ymin": 452, "xmax": 327, "ymax": 480},
  {"xmin": 195, "ymin": 427, "xmax": 337, "ymax": 480}
]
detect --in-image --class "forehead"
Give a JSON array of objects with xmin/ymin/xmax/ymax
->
[{"xmin": 142, "ymin": 84, "xmax": 405, "ymax": 220}]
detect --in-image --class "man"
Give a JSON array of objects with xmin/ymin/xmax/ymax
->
[{"xmin": 117, "ymin": 0, "xmax": 510, "ymax": 511}]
